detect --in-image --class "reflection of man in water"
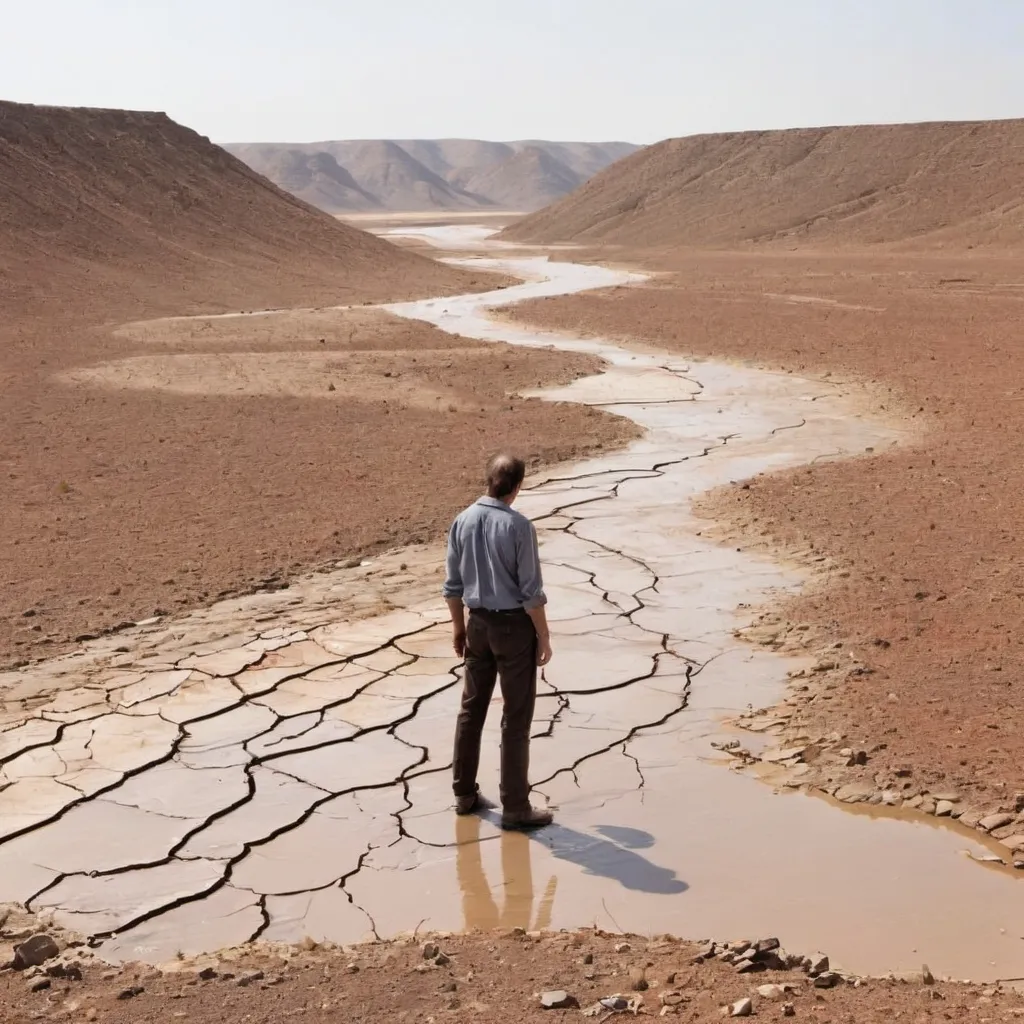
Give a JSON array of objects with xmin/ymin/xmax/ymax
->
[
  {"xmin": 443, "ymin": 453, "xmax": 553, "ymax": 830},
  {"xmin": 456, "ymin": 813, "xmax": 556, "ymax": 931}
]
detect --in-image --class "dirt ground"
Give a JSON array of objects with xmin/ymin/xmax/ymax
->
[
  {"xmin": 0, "ymin": 304, "xmax": 637, "ymax": 668},
  {"xmin": 502, "ymin": 245, "xmax": 1024, "ymax": 817},
  {"xmin": 4, "ymin": 905, "xmax": 1023, "ymax": 1024}
]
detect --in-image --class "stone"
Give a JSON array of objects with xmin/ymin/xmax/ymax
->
[
  {"xmin": 958, "ymin": 808, "xmax": 983, "ymax": 828},
  {"xmin": 540, "ymin": 990, "xmax": 575, "ymax": 1010},
  {"xmin": 999, "ymin": 835, "xmax": 1024, "ymax": 853},
  {"xmin": 45, "ymin": 960, "xmax": 83, "ymax": 981},
  {"xmin": 806, "ymin": 953, "xmax": 829, "ymax": 976},
  {"xmin": 660, "ymin": 991, "xmax": 686, "ymax": 1007},
  {"xmin": 118, "ymin": 985, "xmax": 145, "ymax": 999},
  {"xmin": 783, "ymin": 1004, "xmax": 795, "ymax": 1017},
  {"xmin": 13, "ymin": 935, "xmax": 60, "ymax": 970},
  {"xmin": 935, "ymin": 800, "xmax": 955, "ymax": 817},
  {"xmin": 814, "ymin": 972, "xmax": 841, "ymax": 989},
  {"xmin": 237, "ymin": 970, "xmax": 264, "ymax": 987},
  {"xmin": 979, "ymin": 813, "xmax": 1014, "ymax": 832},
  {"xmin": 730, "ymin": 997, "xmax": 753, "ymax": 1017},
  {"xmin": 198, "ymin": 967, "xmax": 218, "ymax": 980},
  {"xmin": 835, "ymin": 783, "xmax": 875, "ymax": 803},
  {"xmin": 599, "ymin": 996, "xmax": 630, "ymax": 1011},
  {"xmin": 930, "ymin": 791, "xmax": 961, "ymax": 803},
  {"xmin": 922, "ymin": 964, "xmax": 934, "ymax": 985},
  {"xmin": 582, "ymin": 952, "xmax": 594, "ymax": 965},
  {"xmin": 628, "ymin": 967, "xmax": 648, "ymax": 991},
  {"xmin": 28, "ymin": 976, "xmax": 51, "ymax": 992},
  {"xmin": 754, "ymin": 937, "xmax": 780, "ymax": 955},
  {"xmin": 757, "ymin": 984, "xmax": 787, "ymax": 1000},
  {"xmin": 693, "ymin": 941, "xmax": 716, "ymax": 961},
  {"xmin": 735, "ymin": 959, "xmax": 763, "ymax": 974},
  {"xmin": 434, "ymin": 952, "xmax": 451, "ymax": 967},
  {"xmin": 614, "ymin": 942, "xmax": 631, "ymax": 954},
  {"xmin": 422, "ymin": 942, "xmax": 439, "ymax": 960}
]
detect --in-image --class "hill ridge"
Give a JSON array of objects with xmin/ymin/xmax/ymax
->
[
  {"xmin": 501, "ymin": 120, "xmax": 1024, "ymax": 249},
  {"xmin": 223, "ymin": 138, "xmax": 640, "ymax": 213}
]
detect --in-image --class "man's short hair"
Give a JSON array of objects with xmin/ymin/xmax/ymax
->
[{"xmin": 486, "ymin": 453, "xmax": 526, "ymax": 499}]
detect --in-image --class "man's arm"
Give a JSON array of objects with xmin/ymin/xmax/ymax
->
[
  {"xmin": 442, "ymin": 521, "xmax": 467, "ymax": 658},
  {"xmin": 517, "ymin": 521, "xmax": 552, "ymax": 667}
]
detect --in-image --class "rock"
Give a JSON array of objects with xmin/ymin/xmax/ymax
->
[
  {"xmin": 614, "ymin": 942, "xmax": 631, "ymax": 954},
  {"xmin": 931, "ymin": 791, "xmax": 961, "ymax": 803},
  {"xmin": 734, "ymin": 959, "xmax": 763, "ymax": 974},
  {"xmin": 628, "ymin": 967, "xmax": 648, "ymax": 991},
  {"xmin": 582, "ymin": 952, "xmax": 594, "ymax": 965},
  {"xmin": 28, "ymin": 976, "xmax": 51, "ymax": 992},
  {"xmin": 434, "ymin": 952, "xmax": 451, "ymax": 967},
  {"xmin": 958, "ymin": 808, "xmax": 983, "ymax": 828},
  {"xmin": 922, "ymin": 964, "xmax": 934, "ymax": 985},
  {"xmin": 660, "ymin": 991, "xmax": 686, "ymax": 1007},
  {"xmin": 695, "ymin": 941, "xmax": 716, "ymax": 960},
  {"xmin": 440, "ymin": 980, "xmax": 457, "ymax": 993},
  {"xmin": 540, "ymin": 990, "xmax": 575, "ymax": 1010},
  {"xmin": 979, "ymin": 813, "xmax": 1014, "ymax": 832},
  {"xmin": 198, "ymin": 967, "xmax": 218, "ymax": 980},
  {"xmin": 814, "ymin": 972, "xmax": 841, "ymax": 988},
  {"xmin": 13, "ymin": 934, "xmax": 60, "ymax": 970},
  {"xmin": 118, "ymin": 985, "xmax": 145, "ymax": 999},
  {"xmin": 754, "ymin": 937, "xmax": 780, "ymax": 955},
  {"xmin": 806, "ymin": 953, "xmax": 829, "ymax": 976},
  {"xmin": 237, "ymin": 970, "xmax": 264, "ymax": 987},
  {"xmin": 783, "ymin": 1004, "xmax": 795, "ymax": 1017},
  {"xmin": 45, "ymin": 960, "xmax": 82, "ymax": 981},
  {"xmin": 757, "ymin": 984, "xmax": 787, "ymax": 1000},
  {"xmin": 835, "ymin": 783, "xmax": 875, "ymax": 804},
  {"xmin": 935, "ymin": 801, "xmax": 955, "ymax": 817},
  {"xmin": 422, "ymin": 942, "xmax": 439, "ymax": 960},
  {"xmin": 598, "ymin": 996, "xmax": 630, "ymax": 1012},
  {"xmin": 999, "ymin": 835, "xmax": 1024, "ymax": 853},
  {"xmin": 730, "ymin": 997, "xmax": 753, "ymax": 1017}
]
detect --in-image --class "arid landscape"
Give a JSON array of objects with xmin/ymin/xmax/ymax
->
[
  {"xmin": 224, "ymin": 139, "xmax": 639, "ymax": 214},
  {"xmin": 5, "ymin": 95, "xmax": 1024, "ymax": 1024}
]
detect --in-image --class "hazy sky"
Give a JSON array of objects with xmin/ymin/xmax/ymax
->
[{"xmin": 3, "ymin": 1, "xmax": 1023, "ymax": 144}]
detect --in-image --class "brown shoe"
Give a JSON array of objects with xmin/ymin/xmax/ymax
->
[{"xmin": 500, "ymin": 806, "xmax": 554, "ymax": 830}]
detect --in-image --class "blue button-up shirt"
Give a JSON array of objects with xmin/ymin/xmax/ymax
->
[{"xmin": 442, "ymin": 496, "xmax": 547, "ymax": 611}]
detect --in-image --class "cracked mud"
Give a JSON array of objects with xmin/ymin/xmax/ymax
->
[{"xmin": 3, "ymin": 227, "xmax": 1024, "ymax": 982}]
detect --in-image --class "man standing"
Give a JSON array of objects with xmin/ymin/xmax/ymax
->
[{"xmin": 443, "ymin": 453, "xmax": 554, "ymax": 830}]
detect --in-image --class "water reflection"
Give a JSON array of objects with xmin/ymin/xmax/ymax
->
[{"xmin": 456, "ymin": 813, "xmax": 557, "ymax": 931}]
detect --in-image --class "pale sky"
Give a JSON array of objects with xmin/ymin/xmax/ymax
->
[{"xmin": 2, "ymin": 0, "xmax": 1023, "ymax": 144}]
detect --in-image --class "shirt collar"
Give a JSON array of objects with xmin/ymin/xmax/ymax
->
[{"xmin": 476, "ymin": 496, "xmax": 510, "ymax": 510}]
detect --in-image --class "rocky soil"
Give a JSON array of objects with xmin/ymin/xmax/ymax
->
[{"xmin": 4, "ymin": 906, "xmax": 1023, "ymax": 1023}]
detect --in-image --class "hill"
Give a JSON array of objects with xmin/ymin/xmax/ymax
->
[
  {"xmin": 0, "ymin": 102, "xmax": 481, "ymax": 321},
  {"xmin": 223, "ymin": 138, "xmax": 640, "ymax": 213},
  {"xmin": 501, "ymin": 120, "xmax": 1024, "ymax": 249}
]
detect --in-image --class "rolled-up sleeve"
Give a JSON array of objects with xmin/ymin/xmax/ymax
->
[
  {"xmin": 442, "ymin": 519, "xmax": 464, "ymax": 600},
  {"xmin": 516, "ymin": 521, "xmax": 547, "ymax": 609}
]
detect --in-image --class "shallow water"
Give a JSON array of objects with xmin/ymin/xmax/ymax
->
[{"xmin": 1, "ymin": 228, "xmax": 1022, "ymax": 981}]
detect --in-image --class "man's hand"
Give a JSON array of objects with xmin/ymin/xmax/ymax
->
[
  {"xmin": 453, "ymin": 625, "xmax": 467, "ymax": 659},
  {"xmin": 536, "ymin": 634, "xmax": 553, "ymax": 667}
]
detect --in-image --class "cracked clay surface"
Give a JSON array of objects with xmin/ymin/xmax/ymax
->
[{"xmin": 2, "ymin": 227, "xmax": 1024, "ymax": 982}]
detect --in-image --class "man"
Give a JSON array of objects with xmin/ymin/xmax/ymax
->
[{"xmin": 443, "ymin": 453, "xmax": 554, "ymax": 830}]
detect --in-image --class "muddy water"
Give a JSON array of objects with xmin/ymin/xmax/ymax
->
[{"xmin": 1, "ymin": 227, "xmax": 1023, "ymax": 981}]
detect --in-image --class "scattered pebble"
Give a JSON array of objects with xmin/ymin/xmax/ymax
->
[{"xmin": 730, "ymin": 996, "xmax": 753, "ymax": 1017}]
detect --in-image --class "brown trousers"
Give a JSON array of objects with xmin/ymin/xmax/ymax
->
[{"xmin": 453, "ymin": 608, "xmax": 538, "ymax": 814}]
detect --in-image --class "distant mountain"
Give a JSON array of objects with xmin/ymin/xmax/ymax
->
[{"xmin": 222, "ymin": 138, "xmax": 640, "ymax": 213}]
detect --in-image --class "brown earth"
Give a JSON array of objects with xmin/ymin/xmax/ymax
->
[
  {"xmin": 0, "ymin": 102, "xmax": 487, "ymax": 320},
  {"xmin": 1, "ymin": 305, "xmax": 635, "ymax": 668},
  {"xmin": 3, "ymin": 911, "xmax": 1022, "ymax": 1024},
  {"xmin": 501, "ymin": 120, "xmax": 1024, "ymax": 249},
  {"xmin": 0, "ymin": 102, "xmax": 637, "ymax": 668},
  {"xmin": 501, "ymin": 245, "xmax": 1024, "ymax": 819}
]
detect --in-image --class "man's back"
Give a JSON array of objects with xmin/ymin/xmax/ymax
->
[{"xmin": 444, "ymin": 496, "xmax": 545, "ymax": 612}]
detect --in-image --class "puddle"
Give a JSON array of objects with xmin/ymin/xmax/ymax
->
[{"xmin": 1, "ymin": 228, "xmax": 1023, "ymax": 982}]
